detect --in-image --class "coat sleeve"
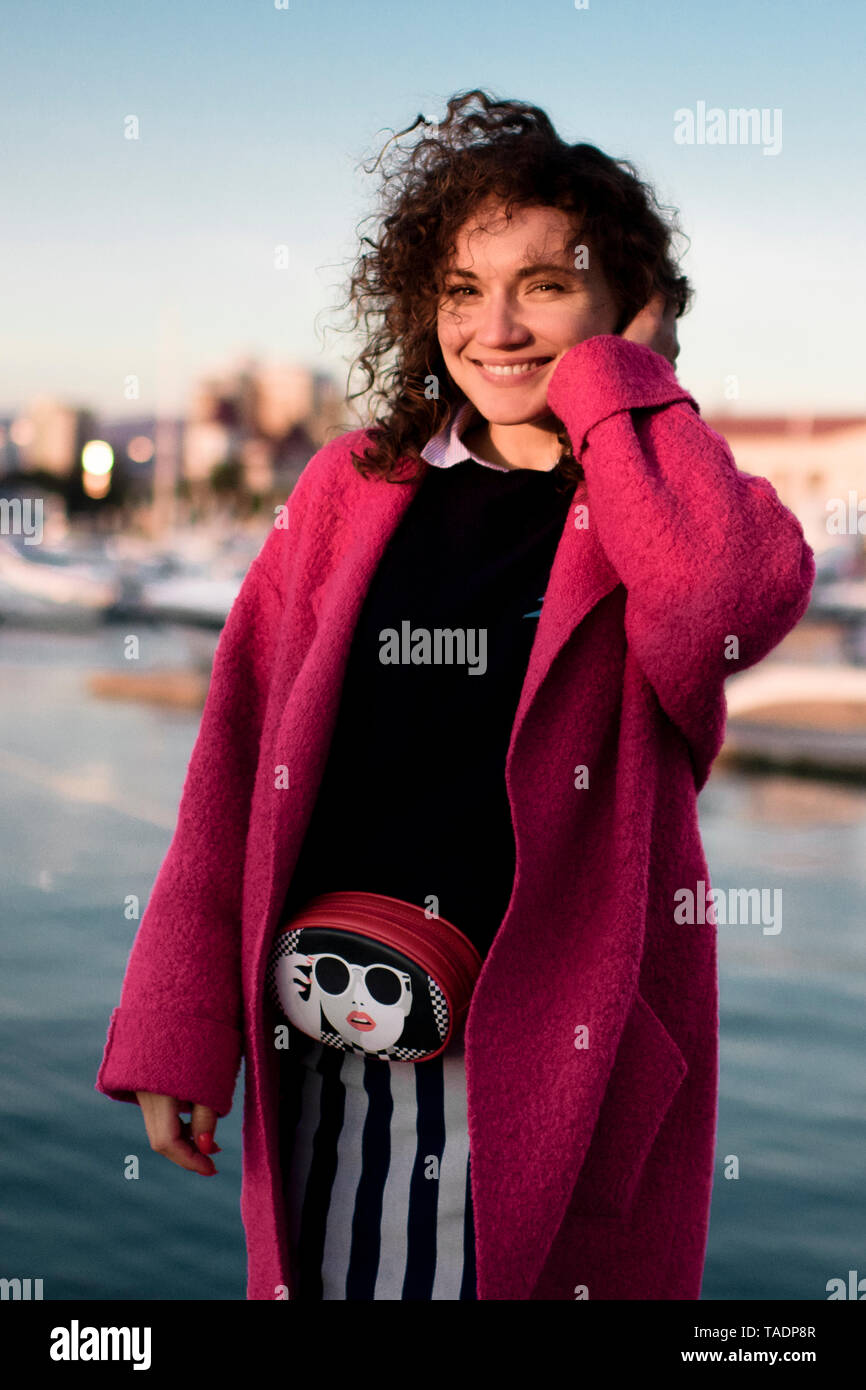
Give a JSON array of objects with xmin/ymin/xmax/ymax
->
[
  {"xmin": 546, "ymin": 335, "xmax": 816, "ymax": 778},
  {"xmin": 94, "ymin": 501, "xmax": 300, "ymax": 1116}
]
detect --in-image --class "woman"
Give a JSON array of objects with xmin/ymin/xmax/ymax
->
[{"xmin": 96, "ymin": 90, "xmax": 815, "ymax": 1300}]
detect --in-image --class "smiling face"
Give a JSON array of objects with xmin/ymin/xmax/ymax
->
[{"xmin": 436, "ymin": 200, "xmax": 620, "ymax": 435}]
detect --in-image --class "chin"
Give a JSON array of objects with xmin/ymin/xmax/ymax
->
[{"xmin": 465, "ymin": 395, "xmax": 550, "ymax": 425}]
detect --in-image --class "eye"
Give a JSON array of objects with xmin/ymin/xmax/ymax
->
[
  {"xmin": 442, "ymin": 281, "xmax": 566, "ymax": 298},
  {"xmin": 365, "ymin": 967, "xmax": 403, "ymax": 1006},
  {"xmin": 314, "ymin": 957, "xmax": 350, "ymax": 995}
]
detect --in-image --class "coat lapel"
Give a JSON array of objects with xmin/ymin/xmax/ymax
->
[
  {"xmin": 508, "ymin": 474, "xmax": 619, "ymax": 740},
  {"xmin": 461, "ymin": 473, "xmax": 631, "ymax": 1299}
]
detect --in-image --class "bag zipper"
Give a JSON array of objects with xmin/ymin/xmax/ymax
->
[{"xmin": 288, "ymin": 890, "xmax": 482, "ymax": 1001}]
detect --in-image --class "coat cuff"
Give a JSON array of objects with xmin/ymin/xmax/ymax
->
[
  {"xmin": 95, "ymin": 1007, "xmax": 243, "ymax": 1116},
  {"xmin": 546, "ymin": 334, "xmax": 698, "ymax": 456}
]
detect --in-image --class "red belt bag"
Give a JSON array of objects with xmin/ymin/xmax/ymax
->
[{"xmin": 266, "ymin": 890, "xmax": 483, "ymax": 1062}]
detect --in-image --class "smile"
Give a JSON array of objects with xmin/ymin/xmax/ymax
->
[{"xmin": 471, "ymin": 356, "xmax": 553, "ymax": 382}]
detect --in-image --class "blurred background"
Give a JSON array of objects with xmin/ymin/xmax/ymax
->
[{"xmin": 1, "ymin": 0, "xmax": 864, "ymax": 1300}]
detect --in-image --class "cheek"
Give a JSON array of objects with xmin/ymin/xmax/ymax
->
[
  {"xmin": 546, "ymin": 302, "xmax": 616, "ymax": 345},
  {"xmin": 585, "ymin": 283, "xmax": 621, "ymax": 330},
  {"xmin": 369, "ymin": 999, "xmax": 400, "ymax": 1024},
  {"xmin": 436, "ymin": 309, "xmax": 468, "ymax": 352}
]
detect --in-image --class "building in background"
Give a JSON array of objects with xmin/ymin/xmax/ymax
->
[
  {"xmin": 183, "ymin": 357, "xmax": 346, "ymax": 501},
  {"xmin": 0, "ymin": 398, "xmax": 84, "ymax": 480},
  {"xmin": 705, "ymin": 415, "xmax": 866, "ymax": 557},
  {"xmin": 3, "ymin": 386, "xmax": 862, "ymax": 552},
  {"xmin": 0, "ymin": 359, "xmax": 347, "ymax": 509}
]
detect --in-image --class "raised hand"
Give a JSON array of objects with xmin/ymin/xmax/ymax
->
[{"xmin": 620, "ymin": 290, "xmax": 680, "ymax": 366}]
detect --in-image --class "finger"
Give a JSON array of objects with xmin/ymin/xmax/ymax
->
[
  {"xmin": 620, "ymin": 296, "xmax": 662, "ymax": 341},
  {"xmin": 140, "ymin": 1094, "xmax": 217, "ymax": 1175},
  {"xmin": 190, "ymin": 1103, "xmax": 222, "ymax": 1156},
  {"xmin": 160, "ymin": 1132, "xmax": 218, "ymax": 1175}
]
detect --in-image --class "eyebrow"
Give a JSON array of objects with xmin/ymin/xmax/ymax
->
[{"xmin": 444, "ymin": 260, "xmax": 581, "ymax": 281}]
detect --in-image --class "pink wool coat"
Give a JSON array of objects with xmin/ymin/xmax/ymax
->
[{"xmin": 96, "ymin": 335, "xmax": 815, "ymax": 1300}]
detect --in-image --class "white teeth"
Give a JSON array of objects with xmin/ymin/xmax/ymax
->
[{"xmin": 478, "ymin": 360, "xmax": 547, "ymax": 375}]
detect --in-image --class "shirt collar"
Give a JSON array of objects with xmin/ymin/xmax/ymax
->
[{"xmin": 420, "ymin": 399, "xmax": 510, "ymax": 472}]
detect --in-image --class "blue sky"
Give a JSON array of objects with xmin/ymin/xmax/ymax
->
[{"xmin": 2, "ymin": 0, "xmax": 864, "ymax": 418}]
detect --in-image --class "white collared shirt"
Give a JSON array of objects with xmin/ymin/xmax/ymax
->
[{"xmin": 419, "ymin": 400, "xmax": 510, "ymax": 473}]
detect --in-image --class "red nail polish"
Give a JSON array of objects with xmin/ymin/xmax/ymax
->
[{"xmin": 196, "ymin": 1132, "xmax": 220, "ymax": 1155}]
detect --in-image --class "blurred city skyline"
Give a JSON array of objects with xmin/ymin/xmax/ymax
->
[{"xmin": 2, "ymin": 0, "xmax": 865, "ymax": 422}]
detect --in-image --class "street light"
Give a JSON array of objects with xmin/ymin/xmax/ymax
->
[{"xmin": 81, "ymin": 439, "xmax": 114, "ymax": 499}]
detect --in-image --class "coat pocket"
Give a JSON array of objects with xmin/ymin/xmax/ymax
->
[{"xmin": 571, "ymin": 991, "xmax": 688, "ymax": 1219}]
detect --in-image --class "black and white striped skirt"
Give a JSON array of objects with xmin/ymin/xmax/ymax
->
[{"xmin": 277, "ymin": 1013, "xmax": 477, "ymax": 1300}]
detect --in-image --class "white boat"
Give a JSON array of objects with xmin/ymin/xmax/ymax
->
[
  {"xmin": 136, "ymin": 570, "xmax": 244, "ymax": 627},
  {"xmin": 0, "ymin": 535, "xmax": 120, "ymax": 623},
  {"xmin": 809, "ymin": 580, "xmax": 866, "ymax": 620},
  {"xmin": 108, "ymin": 525, "xmax": 265, "ymax": 628},
  {"xmin": 722, "ymin": 662, "xmax": 866, "ymax": 775}
]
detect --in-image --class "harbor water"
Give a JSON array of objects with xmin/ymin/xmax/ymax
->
[{"xmin": 0, "ymin": 624, "xmax": 863, "ymax": 1300}]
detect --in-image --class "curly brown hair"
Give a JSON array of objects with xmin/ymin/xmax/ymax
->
[{"xmin": 329, "ymin": 88, "xmax": 692, "ymax": 487}]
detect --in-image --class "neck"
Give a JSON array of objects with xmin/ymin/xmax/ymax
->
[{"xmin": 461, "ymin": 408, "xmax": 563, "ymax": 472}]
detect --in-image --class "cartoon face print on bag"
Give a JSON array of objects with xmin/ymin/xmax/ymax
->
[{"xmin": 267, "ymin": 926, "xmax": 448, "ymax": 1060}]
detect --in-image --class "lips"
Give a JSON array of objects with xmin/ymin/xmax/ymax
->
[{"xmin": 346, "ymin": 1010, "xmax": 376, "ymax": 1031}]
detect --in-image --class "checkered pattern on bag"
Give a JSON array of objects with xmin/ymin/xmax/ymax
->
[{"xmin": 265, "ymin": 927, "xmax": 303, "ymax": 1014}]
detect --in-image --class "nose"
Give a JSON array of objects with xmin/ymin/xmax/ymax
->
[
  {"xmin": 349, "ymin": 965, "xmax": 365, "ymax": 1005},
  {"xmin": 472, "ymin": 290, "xmax": 532, "ymax": 349}
]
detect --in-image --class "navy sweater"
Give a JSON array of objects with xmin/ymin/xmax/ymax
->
[{"xmin": 281, "ymin": 457, "xmax": 576, "ymax": 957}]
